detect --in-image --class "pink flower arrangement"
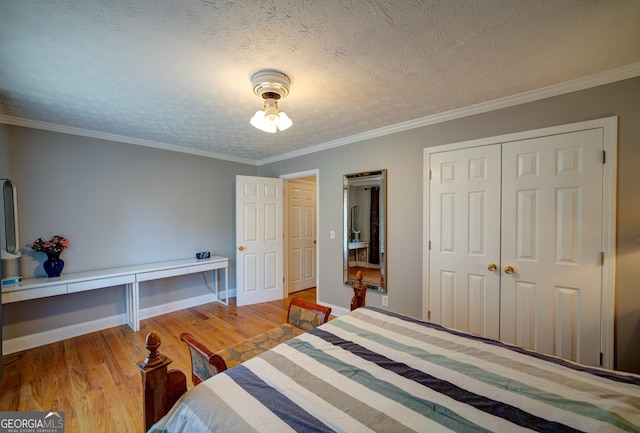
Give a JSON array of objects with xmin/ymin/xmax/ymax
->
[{"xmin": 31, "ymin": 235, "xmax": 69, "ymax": 254}]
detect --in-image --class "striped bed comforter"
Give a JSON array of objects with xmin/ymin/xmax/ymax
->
[{"xmin": 149, "ymin": 307, "xmax": 640, "ymax": 432}]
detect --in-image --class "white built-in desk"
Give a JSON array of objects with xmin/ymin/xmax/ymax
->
[{"xmin": 1, "ymin": 256, "xmax": 229, "ymax": 332}]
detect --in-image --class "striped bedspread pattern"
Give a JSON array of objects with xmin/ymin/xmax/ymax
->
[{"xmin": 150, "ymin": 307, "xmax": 640, "ymax": 433}]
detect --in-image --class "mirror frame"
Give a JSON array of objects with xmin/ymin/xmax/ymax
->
[{"xmin": 343, "ymin": 169, "xmax": 387, "ymax": 293}]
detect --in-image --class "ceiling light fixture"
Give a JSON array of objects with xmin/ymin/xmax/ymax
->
[{"xmin": 249, "ymin": 69, "xmax": 293, "ymax": 133}]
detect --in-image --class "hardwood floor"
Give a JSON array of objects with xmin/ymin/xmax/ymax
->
[
  {"xmin": 348, "ymin": 266, "xmax": 381, "ymax": 286},
  {"xmin": 0, "ymin": 289, "xmax": 317, "ymax": 433}
]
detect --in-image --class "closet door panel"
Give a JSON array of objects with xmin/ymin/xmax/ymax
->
[
  {"xmin": 429, "ymin": 145, "xmax": 501, "ymax": 339},
  {"xmin": 500, "ymin": 129, "xmax": 603, "ymax": 365}
]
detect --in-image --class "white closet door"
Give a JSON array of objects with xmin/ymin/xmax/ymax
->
[
  {"xmin": 429, "ymin": 144, "xmax": 502, "ymax": 339},
  {"xmin": 499, "ymin": 129, "xmax": 603, "ymax": 365}
]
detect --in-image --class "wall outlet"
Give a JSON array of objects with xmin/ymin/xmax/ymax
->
[{"xmin": 382, "ymin": 295, "xmax": 388, "ymax": 306}]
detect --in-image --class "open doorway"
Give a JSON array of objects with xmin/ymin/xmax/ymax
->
[{"xmin": 281, "ymin": 170, "xmax": 318, "ymax": 303}]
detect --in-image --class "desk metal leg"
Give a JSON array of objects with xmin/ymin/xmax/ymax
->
[
  {"xmin": 214, "ymin": 268, "xmax": 229, "ymax": 306},
  {"xmin": 126, "ymin": 281, "xmax": 140, "ymax": 331},
  {"xmin": 212, "ymin": 269, "xmax": 218, "ymax": 301},
  {"xmin": 223, "ymin": 266, "xmax": 228, "ymax": 305}
]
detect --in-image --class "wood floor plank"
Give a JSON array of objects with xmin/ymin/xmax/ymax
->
[{"xmin": 1, "ymin": 289, "xmax": 317, "ymax": 433}]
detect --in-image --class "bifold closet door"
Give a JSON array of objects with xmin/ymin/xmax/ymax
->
[
  {"xmin": 499, "ymin": 129, "xmax": 603, "ymax": 366},
  {"xmin": 428, "ymin": 144, "xmax": 502, "ymax": 340},
  {"xmin": 429, "ymin": 128, "xmax": 604, "ymax": 366}
]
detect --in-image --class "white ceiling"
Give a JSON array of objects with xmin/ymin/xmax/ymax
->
[{"xmin": 1, "ymin": 0, "xmax": 639, "ymax": 165}]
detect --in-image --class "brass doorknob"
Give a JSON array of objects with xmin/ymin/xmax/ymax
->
[
  {"xmin": 487, "ymin": 263, "xmax": 497, "ymax": 271},
  {"xmin": 238, "ymin": 245, "xmax": 245, "ymax": 251},
  {"xmin": 504, "ymin": 266, "xmax": 515, "ymax": 275}
]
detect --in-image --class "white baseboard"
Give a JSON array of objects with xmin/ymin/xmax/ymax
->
[
  {"xmin": 2, "ymin": 314, "xmax": 128, "ymax": 355},
  {"xmin": 2, "ymin": 289, "xmax": 237, "ymax": 355},
  {"xmin": 139, "ymin": 292, "xmax": 227, "ymax": 320},
  {"xmin": 321, "ymin": 301, "xmax": 349, "ymax": 317}
]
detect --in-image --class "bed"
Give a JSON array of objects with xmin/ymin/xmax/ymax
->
[{"xmin": 145, "ymin": 306, "xmax": 640, "ymax": 432}]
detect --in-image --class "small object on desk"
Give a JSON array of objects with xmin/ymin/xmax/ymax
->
[
  {"xmin": 350, "ymin": 270, "xmax": 366, "ymax": 311},
  {"xmin": 195, "ymin": 251, "xmax": 210, "ymax": 259}
]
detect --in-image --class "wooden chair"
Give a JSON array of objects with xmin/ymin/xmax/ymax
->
[
  {"xmin": 286, "ymin": 297, "xmax": 332, "ymax": 330},
  {"xmin": 180, "ymin": 297, "xmax": 331, "ymax": 385}
]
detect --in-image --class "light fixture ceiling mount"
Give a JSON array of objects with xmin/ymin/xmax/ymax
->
[
  {"xmin": 250, "ymin": 69, "xmax": 293, "ymax": 133},
  {"xmin": 252, "ymin": 70, "xmax": 290, "ymax": 99}
]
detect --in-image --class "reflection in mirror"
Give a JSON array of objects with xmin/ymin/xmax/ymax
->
[{"xmin": 343, "ymin": 169, "xmax": 386, "ymax": 293}]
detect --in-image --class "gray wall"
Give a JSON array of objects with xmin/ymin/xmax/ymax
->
[
  {"xmin": 0, "ymin": 127, "xmax": 9, "ymax": 174},
  {"xmin": 259, "ymin": 76, "xmax": 640, "ymax": 374},
  {"xmin": 0, "ymin": 125, "xmax": 256, "ymax": 339},
  {"xmin": 0, "ymin": 125, "xmax": 7, "ymax": 374}
]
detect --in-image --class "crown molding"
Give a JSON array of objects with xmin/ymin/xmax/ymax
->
[
  {"xmin": 0, "ymin": 115, "xmax": 258, "ymax": 166},
  {"xmin": 257, "ymin": 63, "xmax": 640, "ymax": 165},
  {"xmin": 2, "ymin": 63, "xmax": 638, "ymax": 167}
]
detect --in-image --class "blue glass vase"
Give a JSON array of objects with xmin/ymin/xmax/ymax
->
[{"xmin": 44, "ymin": 252, "xmax": 64, "ymax": 277}]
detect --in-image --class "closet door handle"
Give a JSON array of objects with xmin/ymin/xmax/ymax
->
[
  {"xmin": 238, "ymin": 245, "xmax": 245, "ymax": 251},
  {"xmin": 504, "ymin": 266, "xmax": 515, "ymax": 275},
  {"xmin": 487, "ymin": 263, "xmax": 498, "ymax": 272}
]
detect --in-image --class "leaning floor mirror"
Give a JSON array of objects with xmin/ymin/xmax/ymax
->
[{"xmin": 343, "ymin": 169, "xmax": 387, "ymax": 292}]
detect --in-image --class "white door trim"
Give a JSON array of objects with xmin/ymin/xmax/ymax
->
[
  {"xmin": 280, "ymin": 169, "xmax": 320, "ymax": 300},
  {"xmin": 423, "ymin": 116, "xmax": 618, "ymax": 368}
]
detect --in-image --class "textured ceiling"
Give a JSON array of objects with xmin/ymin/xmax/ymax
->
[{"xmin": 1, "ymin": 0, "xmax": 639, "ymax": 164}]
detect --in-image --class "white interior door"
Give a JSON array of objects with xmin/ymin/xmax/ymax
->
[
  {"xmin": 499, "ymin": 129, "xmax": 603, "ymax": 365},
  {"xmin": 236, "ymin": 175, "xmax": 284, "ymax": 306},
  {"xmin": 287, "ymin": 179, "xmax": 316, "ymax": 294},
  {"xmin": 429, "ymin": 145, "xmax": 502, "ymax": 339}
]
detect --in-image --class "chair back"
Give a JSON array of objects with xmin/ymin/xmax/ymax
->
[{"xmin": 287, "ymin": 297, "xmax": 332, "ymax": 331}]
